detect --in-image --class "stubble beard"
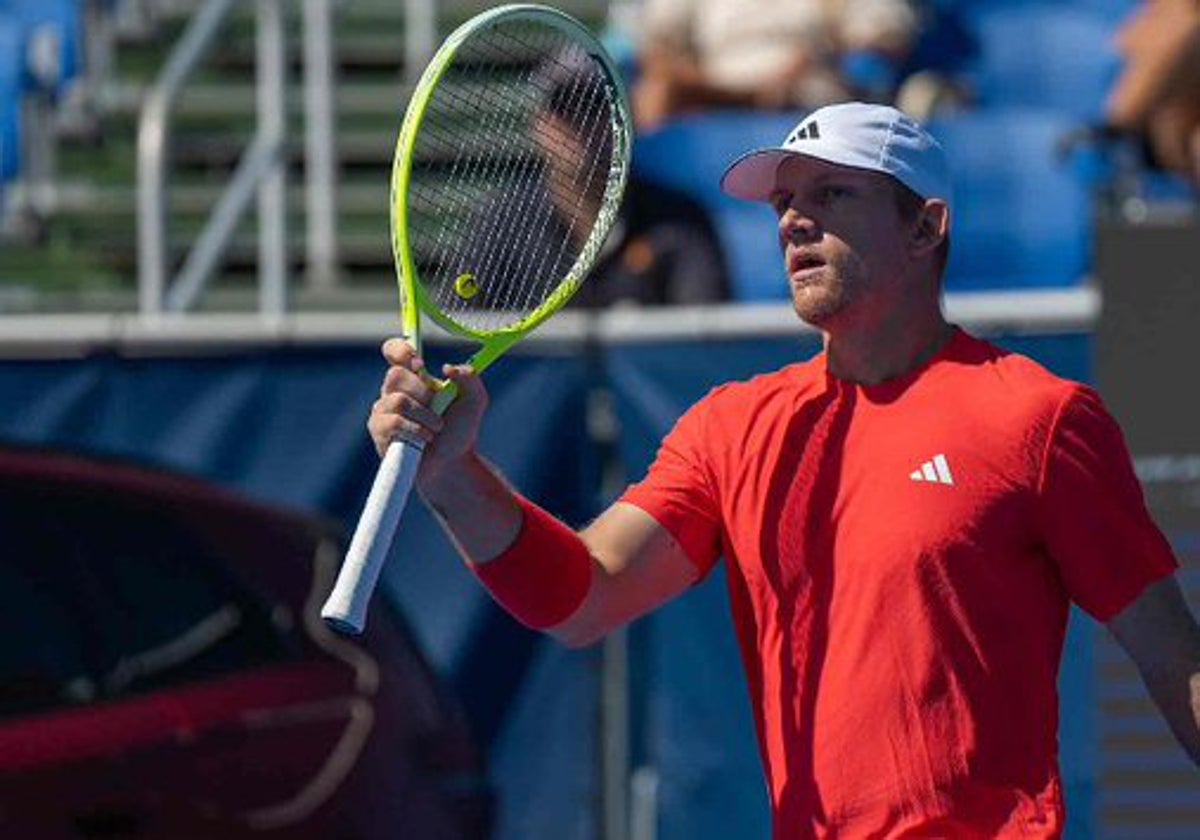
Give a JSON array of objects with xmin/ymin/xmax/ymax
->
[
  {"xmin": 793, "ymin": 288, "xmax": 843, "ymax": 327},
  {"xmin": 791, "ymin": 264, "xmax": 855, "ymax": 328}
]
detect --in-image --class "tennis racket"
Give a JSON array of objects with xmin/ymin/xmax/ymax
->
[{"xmin": 321, "ymin": 4, "xmax": 632, "ymax": 634}]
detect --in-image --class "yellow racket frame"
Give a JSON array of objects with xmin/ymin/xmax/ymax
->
[{"xmin": 389, "ymin": 4, "xmax": 632, "ymax": 411}]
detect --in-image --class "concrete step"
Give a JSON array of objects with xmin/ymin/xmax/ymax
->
[
  {"xmin": 0, "ymin": 242, "xmax": 127, "ymax": 295},
  {"xmin": 0, "ymin": 281, "xmax": 402, "ymax": 315},
  {"xmin": 102, "ymin": 80, "xmax": 413, "ymax": 121},
  {"xmin": 51, "ymin": 218, "xmax": 392, "ymax": 262},
  {"xmin": 65, "ymin": 125, "xmax": 528, "ymax": 182},
  {"xmin": 59, "ymin": 130, "xmax": 396, "ymax": 183},
  {"xmin": 113, "ymin": 0, "xmax": 611, "ymax": 82},
  {"xmin": 45, "ymin": 179, "xmax": 392, "ymax": 218},
  {"xmin": 116, "ymin": 29, "xmax": 413, "ymax": 85},
  {"xmin": 0, "ymin": 232, "xmax": 397, "ymax": 299}
]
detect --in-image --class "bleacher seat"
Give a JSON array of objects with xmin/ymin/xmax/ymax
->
[
  {"xmin": 1071, "ymin": 0, "xmax": 1139, "ymax": 19},
  {"xmin": 635, "ymin": 112, "xmax": 801, "ymax": 301},
  {"xmin": 970, "ymin": 5, "xmax": 1121, "ymax": 121},
  {"xmin": 903, "ymin": 0, "xmax": 979, "ymax": 79},
  {"xmin": 930, "ymin": 108, "xmax": 1092, "ymax": 289},
  {"xmin": 950, "ymin": 0, "xmax": 1134, "ymax": 19},
  {"xmin": 0, "ymin": 0, "xmax": 83, "ymax": 95},
  {"xmin": 0, "ymin": 14, "xmax": 21, "ymax": 182}
]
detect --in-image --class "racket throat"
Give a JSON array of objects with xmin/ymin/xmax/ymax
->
[{"xmin": 431, "ymin": 381, "xmax": 459, "ymax": 414}]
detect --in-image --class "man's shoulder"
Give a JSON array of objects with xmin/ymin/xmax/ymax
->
[
  {"xmin": 663, "ymin": 358, "xmax": 824, "ymax": 454},
  {"xmin": 695, "ymin": 356, "xmax": 825, "ymax": 416},
  {"xmin": 980, "ymin": 343, "xmax": 1074, "ymax": 387},
  {"xmin": 949, "ymin": 330, "xmax": 1079, "ymax": 400}
]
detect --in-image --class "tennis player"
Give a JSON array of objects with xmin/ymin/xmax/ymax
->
[{"xmin": 370, "ymin": 102, "xmax": 1200, "ymax": 837}]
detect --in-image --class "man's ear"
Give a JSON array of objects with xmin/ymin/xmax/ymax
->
[{"xmin": 911, "ymin": 199, "xmax": 950, "ymax": 256}]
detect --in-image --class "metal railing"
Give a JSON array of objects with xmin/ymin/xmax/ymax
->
[
  {"xmin": 404, "ymin": 0, "xmax": 437, "ymax": 82},
  {"xmin": 135, "ymin": 0, "xmax": 441, "ymax": 317},
  {"xmin": 137, "ymin": 0, "xmax": 339, "ymax": 317},
  {"xmin": 303, "ymin": 0, "xmax": 339, "ymax": 293},
  {"xmin": 0, "ymin": 291, "xmax": 1105, "ymax": 351}
]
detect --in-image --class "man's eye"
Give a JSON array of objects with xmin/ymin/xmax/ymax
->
[{"xmin": 820, "ymin": 186, "xmax": 850, "ymax": 203}]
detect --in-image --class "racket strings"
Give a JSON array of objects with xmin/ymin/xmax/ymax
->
[
  {"xmin": 443, "ymin": 27, "xmax": 596, "ymax": 319},
  {"xmin": 435, "ymin": 42, "xmax": 557, "ymax": 316},
  {"xmin": 404, "ymin": 20, "xmax": 620, "ymax": 334},
  {"xmin": 504, "ymin": 40, "xmax": 609, "ymax": 317},
  {"xmin": 505, "ymin": 54, "xmax": 613, "ymax": 324},
  {"xmin": 492, "ymin": 41, "xmax": 596, "ymax": 319},
  {"xmin": 411, "ymin": 34, "xmax": 551, "ymax": 326},
  {"xmin": 511, "ymin": 58, "xmax": 614, "ymax": 317},
  {"xmin": 413, "ymin": 70, "xmax": 536, "ymax": 313},
  {"xmin": 412, "ymin": 63, "xmax": 537, "ymax": 277}
]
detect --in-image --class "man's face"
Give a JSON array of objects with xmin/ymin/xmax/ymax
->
[
  {"xmin": 769, "ymin": 157, "xmax": 912, "ymax": 328},
  {"xmin": 532, "ymin": 111, "xmax": 607, "ymax": 214}
]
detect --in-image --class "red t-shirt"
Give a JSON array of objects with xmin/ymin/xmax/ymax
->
[{"xmin": 621, "ymin": 328, "xmax": 1177, "ymax": 839}]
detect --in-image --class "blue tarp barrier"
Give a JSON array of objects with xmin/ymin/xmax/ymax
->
[{"xmin": 0, "ymin": 328, "xmax": 1099, "ymax": 839}]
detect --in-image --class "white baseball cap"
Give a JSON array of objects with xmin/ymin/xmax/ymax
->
[{"xmin": 720, "ymin": 102, "xmax": 952, "ymax": 208}]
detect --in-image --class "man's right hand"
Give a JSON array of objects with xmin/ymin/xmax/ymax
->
[
  {"xmin": 367, "ymin": 338, "xmax": 490, "ymax": 488},
  {"xmin": 366, "ymin": 342, "xmax": 698, "ymax": 646}
]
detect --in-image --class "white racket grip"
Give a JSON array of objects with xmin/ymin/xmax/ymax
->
[{"xmin": 321, "ymin": 440, "xmax": 424, "ymax": 634}]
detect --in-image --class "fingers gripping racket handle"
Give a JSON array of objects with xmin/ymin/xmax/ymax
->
[{"xmin": 321, "ymin": 440, "xmax": 423, "ymax": 634}]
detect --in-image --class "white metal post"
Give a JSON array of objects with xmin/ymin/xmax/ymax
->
[
  {"xmin": 404, "ymin": 0, "xmax": 437, "ymax": 81},
  {"xmin": 257, "ymin": 0, "xmax": 288, "ymax": 316},
  {"xmin": 602, "ymin": 626, "xmax": 631, "ymax": 840},
  {"xmin": 303, "ymin": 0, "xmax": 339, "ymax": 292}
]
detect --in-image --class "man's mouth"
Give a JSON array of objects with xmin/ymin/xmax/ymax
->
[{"xmin": 788, "ymin": 250, "xmax": 826, "ymax": 277}]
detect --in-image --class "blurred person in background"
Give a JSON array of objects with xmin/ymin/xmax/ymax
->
[
  {"xmin": 460, "ymin": 50, "xmax": 730, "ymax": 306},
  {"xmin": 633, "ymin": 0, "xmax": 919, "ymax": 129},
  {"xmin": 1107, "ymin": 0, "xmax": 1200, "ymax": 188},
  {"xmin": 564, "ymin": 173, "xmax": 731, "ymax": 307},
  {"xmin": 529, "ymin": 87, "xmax": 730, "ymax": 306}
]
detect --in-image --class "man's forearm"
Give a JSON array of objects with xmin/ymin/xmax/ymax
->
[
  {"xmin": 1190, "ymin": 671, "xmax": 1200, "ymax": 765},
  {"xmin": 1107, "ymin": 576, "xmax": 1200, "ymax": 767},
  {"xmin": 1178, "ymin": 666, "xmax": 1200, "ymax": 766},
  {"xmin": 418, "ymin": 451, "xmax": 523, "ymax": 563},
  {"xmin": 1142, "ymin": 653, "xmax": 1200, "ymax": 767},
  {"xmin": 420, "ymin": 450, "xmax": 597, "ymax": 634},
  {"xmin": 1161, "ymin": 622, "xmax": 1200, "ymax": 766},
  {"xmin": 1162, "ymin": 667, "xmax": 1200, "ymax": 767}
]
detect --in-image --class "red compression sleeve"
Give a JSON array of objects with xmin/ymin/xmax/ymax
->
[{"xmin": 467, "ymin": 495, "xmax": 593, "ymax": 630}]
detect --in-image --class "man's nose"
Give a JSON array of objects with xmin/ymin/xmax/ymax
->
[{"xmin": 779, "ymin": 207, "xmax": 819, "ymax": 244}]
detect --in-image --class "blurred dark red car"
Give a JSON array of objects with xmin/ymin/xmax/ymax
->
[{"xmin": 0, "ymin": 446, "xmax": 490, "ymax": 839}]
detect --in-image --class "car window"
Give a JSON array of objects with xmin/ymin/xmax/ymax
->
[{"xmin": 0, "ymin": 481, "xmax": 303, "ymax": 718}]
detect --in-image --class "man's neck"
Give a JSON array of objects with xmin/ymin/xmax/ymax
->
[{"xmin": 824, "ymin": 308, "xmax": 953, "ymax": 386}]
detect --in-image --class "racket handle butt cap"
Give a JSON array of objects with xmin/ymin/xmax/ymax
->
[{"xmin": 321, "ymin": 611, "xmax": 365, "ymax": 635}]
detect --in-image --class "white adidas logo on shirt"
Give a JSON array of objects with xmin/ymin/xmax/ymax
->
[{"xmin": 910, "ymin": 453, "xmax": 954, "ymax": 486}]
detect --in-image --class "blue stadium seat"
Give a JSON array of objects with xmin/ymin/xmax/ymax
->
[
  {"xmin": 0, "ymin": 0, "xmax": 83, "ymax": 95},
  {"xmin": 970, "ymin": 5, "xmax": 1121, "ymax": 121},
  {"xmin": 949, "ymin": 0, "xmax": 1135, "ymax": 20},
  {"xmin": 1071, "ymin": 0, "xmax": 1138, "ymax": 19},
  {"xmin": 0, "ymin": 15, "xmax": 21, "ymax": 182},
  {"xmin": 929, "ymin": 108, "xmax": 1092, "ymax": 290},
  {"xmin": 903, "ymin": 0, "xmax": 979, "ymax": 78},
  {"xmin": 634, "ymin": 112, "xmax": 801, "ymax": 301}
]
